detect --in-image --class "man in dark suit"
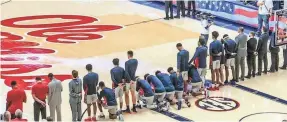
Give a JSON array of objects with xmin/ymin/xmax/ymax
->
[
  {"xmin": 246, "ymin": 32, "xmax": 257, "ymax": 79},
  {"xmin": 256, "ymin": 27, "xmax": 269, "ymax": 75},
  {"xmin": 164, "ymin": 1, "xmax": 173, "ymax": 20},
  {"xmin": 187, "ymin": 0, "xmax": 196, "ymax": 17},
  {"xmin": 269, "ymin": 32, "xmax": 280, "ymax": 72},
  {"xmin": 175, "ymin": 0, "xmax": 185, "ymax": 19}
]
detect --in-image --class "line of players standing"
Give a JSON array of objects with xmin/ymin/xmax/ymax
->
[{"xmin": 192, "ymin": 26, "xmax": 287, "ymax": 92}]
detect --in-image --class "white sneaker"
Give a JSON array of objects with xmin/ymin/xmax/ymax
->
[{"xmin": 118, "ymin": 114, "xmax": 124, "ymax": 121}]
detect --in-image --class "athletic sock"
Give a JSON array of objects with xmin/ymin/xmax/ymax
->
[
  {"xmin": 126, "ymin": 106, "xmax": 130, "ymax": 110},
  {"xmin": 133, "ymin": 104, "xmax": 136, "ymax": 108}
]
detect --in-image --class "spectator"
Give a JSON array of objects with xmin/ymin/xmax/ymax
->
[
  {"xmin": 32, "ymin": 77, "xmax": 48, "ymax": 121},
  {"xmin": 6, "ymin": 81, "xmax": 26, "ymax": 119},
  {"xmin": 187, "ymin": 0, "xmax": 196, "ymax": 17},
  {"xmin": 48, "ymin": 73, "xmax": 63, "ymax": 121},
  {"xmin": 164, "ymin": 0, "xmax": 173, "ymax": 20},
  {"xmin": 4, "ymin": 111, "xmax": 11, "ymax": 122},
  {"xmin": 175, "ymin": 0, "xmax": 185, "ymax": 19},
  {"xmin": 257, "ymin": 0, "xmax": 273, "ymax": 35},
  {"xmin": 235, "ymin": 27, "xmax": 248, "ymax": 82},
  {"xmin": 11, "ymin": 109, "xmax": 27, "ymax": 121}
]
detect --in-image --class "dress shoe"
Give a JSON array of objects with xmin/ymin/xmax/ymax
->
[
  {"xmin": 256, "ymin": 72, "xmax": 261, "ymax": 76},
  {"xmin": 245, "ymin": 75, "xmax": 251, "ymax": 79},
  {"xmin": 170, "ymin": 16, "xmax": 174, "ymax": 19},
  {"xmin": 224, "ymin": 80, "xmax": 229, "ymax": 84},
  {"xmin": 230, "ymin": 81, "xmax": 236, "ymax": 85},
  {"xmin": 174, "ymin": 16, "xmax": 180, "ymax": 19},
  {"xmin": 263, "ymin": 71, "xmax": 268, "ymax": 74},
  {"xmin": 268, "ymin": 70, "xmax": 275, "ymax": 73},
  {"xmin": 240, "ymin": 78, "xmax": 245, "ymax": 81},
  {"xmin": 164, "ymin": 17, "xmax": 169, "ymax": 20},
  {"xmin": 280, "ymin": 66, "xmax": 287, "ymax": 70}
]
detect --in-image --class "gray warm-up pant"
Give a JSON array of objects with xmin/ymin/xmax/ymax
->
[{"xmin": 70, "ymin": 102, "xmax": 81, "ymax": 121}]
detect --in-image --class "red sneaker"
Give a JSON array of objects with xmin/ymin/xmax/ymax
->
[
  {"xmin": 215, "ymin": 87, "xmax": 219, "ymax": 90},
  {"xmin": 84, "ymin": 117, "xmax": 92, "ymax": 122},
  {"xmin": 92, "ymin": 117, "xmax": 97, "ymax": 121},
  {"xmin": 208, "ymin": 87, "xmax": 215, "ymax": 91}
]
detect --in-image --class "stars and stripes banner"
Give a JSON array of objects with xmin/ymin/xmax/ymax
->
[{"xmin": 195, "ymin": 0, "xmax": 287, "ymax": 30}]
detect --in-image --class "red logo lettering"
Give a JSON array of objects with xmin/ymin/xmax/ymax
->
[
  {"xmin": 1, "ymin": 15, "xmax": 123, "ymax": 90},
  {"xmin": 1, "ymin": 15, "xmax": 123, "ymax": 43}
]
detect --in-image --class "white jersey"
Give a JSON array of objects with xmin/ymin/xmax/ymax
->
[
  {"xmin": 258, "ymin": 0, "xmax": 273, "ymax": 15},
  {"xmin": 201, "ymin": 19, "xmax": 209, "ymax": 35}
]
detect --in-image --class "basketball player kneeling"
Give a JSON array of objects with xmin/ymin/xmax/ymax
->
[
  {"xmin": 187, "ymin": 65, "xmax": 204, "ymax": 97},
  {"xmin": 135, "ymin": 77, "xmax": 156, "ymax": 109},
  {"xmin": 97, "ymin": 81, "xmax": 123, "ymax": 121},
  {"xmin": 144, "ymin": 74, "xmax": 169, "ymax": 112}
]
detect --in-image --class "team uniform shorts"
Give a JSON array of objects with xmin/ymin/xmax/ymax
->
[
  {"xmin": 175, "ymin": 91, "xmax": 183, "ymax": 100},
  {"xmin": 165, "ymin": 91, "xmax": 175, "ymax": 100},
  {"xmin": 181, "ymin": 71, "xmax": 188, "ymax": 81},
  {"xmin": 212, "ymin": 60, "xmax": 221, "ymax": 69},
  {"xmin": 124, "ymin": 82, "xmax": 136, "ymax": 92},
  {"xmin": 225, "ymin": 58, "xmax": 235, "ymax": 67},
  {"xmin": 87, "ymin": 94, "xmax": 98, "ymax": 104},
  {"xmin": 154, "ymin": 92, "xmax": 166, "ymax": 102},
  {"xmin": 114, "ymin": 86, "xmax": 124, "ymax": 102},
  {"xmin": 103, "ymin": 105, "xmax": 117, "ymax": 115}
]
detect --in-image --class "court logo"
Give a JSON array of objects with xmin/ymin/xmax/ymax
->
[{"xmin": 195, "ymin": 97, "xmax": 240, "ymax": 112}]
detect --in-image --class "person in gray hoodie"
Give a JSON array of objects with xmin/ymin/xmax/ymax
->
[{"xmin": 69, "ymin": 70, "xmax": 82, "ymax": 122}]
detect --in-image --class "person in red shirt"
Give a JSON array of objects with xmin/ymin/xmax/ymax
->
[
  {"xmin": 11, "ymin": 109, "xmax": 27, "ymax": 122},
  {"xmin": 31, "ymin": 77, "xmax": 49, "ymax": 121},
  {"xmin": 6, "ymin": 81, "xmax": 27, "ymax": 119}
]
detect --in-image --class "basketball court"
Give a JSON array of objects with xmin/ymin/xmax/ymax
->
[{"xmin": 1, "ymin": 0, "xmax": 287, "ymax": 121}]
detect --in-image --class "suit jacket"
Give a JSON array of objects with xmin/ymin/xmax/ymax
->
[
  {"xmin": 48, "ymin": 79, "xmax": 63, "ymax": 105},
  {"xmin": 257, "ymin": 33, "xmax": 269, "ymax": 54},
  {"xmin": 235, "ymin": 33, "xmax": 248, "ymax": 57},
  {"xmin": 247, "ymin": 38, "xmax": 257, "ymax": 54}
]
